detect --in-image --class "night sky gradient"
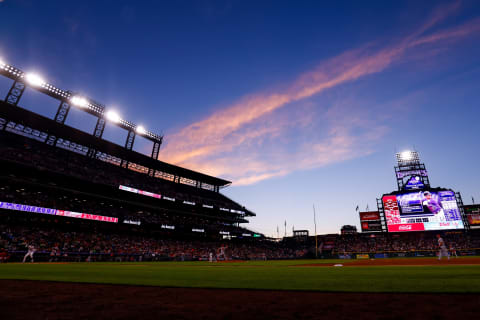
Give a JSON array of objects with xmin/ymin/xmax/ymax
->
[{"xmin": 1, "ymin": 0, "xmax": 479, "ymax": 236}]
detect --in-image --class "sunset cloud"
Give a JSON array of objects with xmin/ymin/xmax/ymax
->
[{"xmin": 160, "ymin": 3, "xmax": 480, "ymax": 185}]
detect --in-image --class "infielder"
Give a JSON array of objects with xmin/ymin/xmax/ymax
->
[
  {"xmin": 23, "ymin": 244, "xmax": 36, "ymax": 263},
  {"xmin": 449, "ymin": 244, "xmax": 458, "ymax": 258}
]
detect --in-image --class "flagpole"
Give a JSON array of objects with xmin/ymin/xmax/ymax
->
[{"xmin": 313, "ymin": 204, "xmax": 318, "ymax": 259}]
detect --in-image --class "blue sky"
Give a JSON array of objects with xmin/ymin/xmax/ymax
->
[{"xmin": 1, "ymin": 0, "xmax": 479, "ymax": 236}]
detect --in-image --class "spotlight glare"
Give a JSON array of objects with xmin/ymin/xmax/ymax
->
[
  {"xmin": 399, "ymin": 151, "xmax": 413, "ymax": 161},
  {"xmin": 136, "ymin": 125, "xmax": 146, "ymax": 134},
  {"xmin": 105, "ymin": 110, "xmax": 121, "ymax": 123},
  {"xmin": 70, "ymin": 96, "xmax": 88, "ymax": 108},
  {"xmin": 25, "ymin": 73, "xmax": 46, "ymax": 87}
]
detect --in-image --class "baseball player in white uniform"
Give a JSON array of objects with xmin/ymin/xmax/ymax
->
[
  {"xmin": 23, "ymin": 244, "xmax": 36, "ymax": 263},
  {"xmin": 437, "ymin": 235, "xmax": 450, "ymax": 260},
  {"xmin": 217, "ymin": 245, "xmax": 227, "ymax": 261}
]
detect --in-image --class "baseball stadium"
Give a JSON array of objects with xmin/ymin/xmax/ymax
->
[
  {"xmin": 2, "ymin": 2, "xmax": 480, "ymax": 319},
  {"xmin": 0, "ymin": 59, "xmax": 479, "ymax": 319}
]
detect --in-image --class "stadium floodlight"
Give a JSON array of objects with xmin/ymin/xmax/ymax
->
[
  {"xmin": 25, "ymin": 73, "xmax": 46, "ymax": 87},
  {"xmin": 400, "ymin": 151, "xmax": 414, "ymax": 161},
  {"xmin": 0, "ymin": 59, "xmax": 5, "ymax": 67},
  {"xmin": 105, "ymin": 110, "xmax": 121, "ymax": 123},
  {"xmin": 136, "ymin": 125, "xmax": 146, "ymax": 135},
  {"xmin": 396, "ymin": 150, "xmax": 420, "ymax": 164},
  {"xmin": 70, "ymin": 96, "xmax": 88, "ymax": 108}
]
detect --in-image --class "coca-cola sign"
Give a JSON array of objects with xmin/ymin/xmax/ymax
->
[{"xmin": 388, "ymin": 223, "xmax": 425, "ymax": 232}]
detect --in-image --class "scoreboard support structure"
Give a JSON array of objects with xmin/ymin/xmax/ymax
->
[
  {"xmin": 456, "ymin": 192, "xmax": 470, "ymax": 231},
  {"xmin": 376, "ymin": 198, "xmax": 387, "ymax": 232},
  {"xmin": 394, "ymin": 151, "xmax": 430, "ymax": 191},
  {"xmin": 362, "ymin": 150, "xmax": 468, "ymax": 234}
]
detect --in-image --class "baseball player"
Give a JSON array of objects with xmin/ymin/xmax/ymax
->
[
  {"xmin": 23, "ymin": 244, "xmax": 36, "ymax": 263},
  {"xmin": 437, "ymin": 234, "xmax": 450, "ymax": 260},
  {"xmin": 423, "ymin": 191, "xmax": 447, "ymax": 222},
  {"xmin": 449, "ymin": 244, "xmax": 458, "ymax": 258},
  {"xmin": 217, "ymin": 245, "xmax": 227, "ymax": 261}
]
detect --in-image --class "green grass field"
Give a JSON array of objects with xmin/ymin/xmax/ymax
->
[{"xmin": 1, "ymin": 258, "xmax": 480, "ymax": 293}]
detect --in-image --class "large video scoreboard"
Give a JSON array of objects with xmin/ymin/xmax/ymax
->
[{"xmin": 382, "ymin": 189, "xmax": 464, "ymax": 232}]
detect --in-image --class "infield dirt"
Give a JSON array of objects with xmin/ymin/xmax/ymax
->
[{"xmin": 299, "ymin": 256, "xmax": 480, "ymax": 267}]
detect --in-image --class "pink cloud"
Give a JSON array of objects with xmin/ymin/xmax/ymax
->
[{"xmin": 159, "ymin": 4, "xmax": 480, "ymax": 185}]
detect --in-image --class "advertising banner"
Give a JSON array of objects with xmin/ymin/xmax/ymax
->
[
  {"xmin": 138, "ymin": 190, "xmax": 161, "ymax": 199},
  {"xmin": 119, "ymin": 185, "xmax": 161, "ymax": 199},
  {"xmin": 356, "ymin": 254, "xmax": 369, "ymax": 259},
  {"xmin": 463, "ymin": 205, "xmax": 480, "ymax": 215},
  {"xmin": 0, "ymin": 201, "xmax": 118, "ymax": 223},
  {"xmin": 467, "ymin": 214, "xmax": 480, "ymax": 226},
  {"xmin": 359, "ymin": 211, "xmax": 380, "ymax": 221},
  {"xmin": 388, "ymin": 223, "xmax": 425, "ymax": 232},
  {"xmin": 119, "ymin": 185, "xmax": 139, "ymax": 193},
  {"xmin": 81, "ymin": 213, "xmax": 118, "ymax": 223},
  {"xmin": 56, "ymin": 210, "xmax": 82, "ymax": 218},
  {"xmin": 383, "ymin": 195, "xmax": 401, "ymax": 225},
  {"xmin": 0, "ymin": 201, "xmax": 56, "ymax": 215},
  {"xmin": 361, "ymin": 221, "xmax": 382, "ymax": 232},
  {"xmin": 463, "ymin": 205, "xmax": 480, "ymax": 228},
  {"xmin": 57, "ymin": 210, "xmax": 118, "ymax": 223}
]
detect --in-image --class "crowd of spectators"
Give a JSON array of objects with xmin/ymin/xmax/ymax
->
[
  {"xmin": 2, "ymin": 222, "xmax": 479, "ymax": 264},
  {"xmin": 331, "ymin": 232, "xmax": 480, "ymax": 254},
  {"xmin": 0, "ymin": 224, "xmax": 299, "ymax": 262}
]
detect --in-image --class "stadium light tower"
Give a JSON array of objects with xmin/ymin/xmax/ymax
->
[
  {"xmin": 24, "ymin": 73, "xmax": 46, "ymax": 87},
  {"xmin": 0, "ymin": 60, "xmax": 163, "ymax": 158},
  {"xmin": 105, "ymin": 110, "xmax": 121, "ymax": 123},
  {"xmin": 395, "ymin": 150, "xmax": 420, "ymax": 165},
  {"xmin": 136, "ymin": 125, "xmax": 146, "ymax": 135},
  {"xmin": 394, "ymin": 149, "xmax": 429, "ymax": 191},
  {"xmin": 399, "ymin": 151, "xmax": 413, "ymax": 161},
  {"xmin": 70, "ymin": 96, "xmax": 88, "ymax": 108}
]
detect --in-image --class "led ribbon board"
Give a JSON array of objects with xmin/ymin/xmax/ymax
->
[
  {"xmin": 118, "ymin": 185, "xmax": 244, "ymax": 213},
  {"xmin": 0, "ymin": 201, "xmax": 118, "ymax": 223},
  {"xmin": 119, "ymin": 185, "xmax": 161, "ymax": 199}
]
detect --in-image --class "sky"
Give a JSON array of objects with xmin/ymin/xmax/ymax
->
[{"xmin": 1, "ymin": 0, "xmax": 480, "ymax": 237}]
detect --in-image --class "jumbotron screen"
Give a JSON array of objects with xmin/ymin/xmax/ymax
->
[{"xmin": 383, "ymin": 189, "xmax": 464, "ymax": 232}]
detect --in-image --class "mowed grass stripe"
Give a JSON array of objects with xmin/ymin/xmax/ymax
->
[{"xmin": 0, "ymin": 260, "xmax": 479, "ymax": 293}]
